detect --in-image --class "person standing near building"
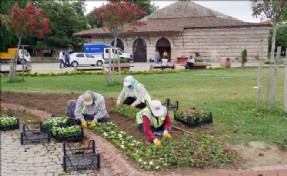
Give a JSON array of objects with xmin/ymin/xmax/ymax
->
[
  {"xmin": 58, "ymin": 50, "xmax": 66, "ymax": 68},
  {"xmin": 64, "ymin": 50, "xmax": 70, "ymax": 67},
  {"xmin": 155, "ymin": 50, "xmax": 160, "ymax": 64},
  {"xmin": 163, "ymin": 50, "xmax": 168, "ymax": 59}
]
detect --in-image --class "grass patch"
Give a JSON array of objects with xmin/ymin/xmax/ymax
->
[{"xmin": 1, "ymin": 68, "xmax": 287, "ymax": 147}]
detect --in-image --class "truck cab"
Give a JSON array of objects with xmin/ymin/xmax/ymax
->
[
  {"xmin": 0, "ymin": 48, "xmax": 31, "ymax": 64},
  {"xmin": 103, "ymin": 48, "xmax": 133, "ymax": 63}
]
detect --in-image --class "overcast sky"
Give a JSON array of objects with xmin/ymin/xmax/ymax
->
[{"xmin": 84, "ymin": 1, "xmax": 262, "ymax": 23}]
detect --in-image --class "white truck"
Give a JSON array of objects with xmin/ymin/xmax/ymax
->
[{"xmin": 84, "ymin": 43, "xmax": 133, "ymax": 63}]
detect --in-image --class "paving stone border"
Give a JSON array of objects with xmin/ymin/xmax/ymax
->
[{"xmin": 2, "ymin": 103, "xmax": 287, "ymax": 176}]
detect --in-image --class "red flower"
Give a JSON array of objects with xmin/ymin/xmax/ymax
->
[
  {"xmin": 194, "ymin": 158, "xmax": 199, "ymax": 163},
  {"xmin": 280, "ymin": 2, "xmax": 285, "ymax": 7}
]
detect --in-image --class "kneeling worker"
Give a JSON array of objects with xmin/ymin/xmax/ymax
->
[
  {"xmin": 136, "ymin": 100, "xmax": 172, "ymax": 147},
  {"xmin": 117, "ymin": 75, "xmax": 151, "ymax": 109},
  {"xmin": 66, "ymin": 91, "xmax": 109, "ymax": 128}
]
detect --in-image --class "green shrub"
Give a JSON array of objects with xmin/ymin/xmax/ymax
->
[
  {"xmin": 241, "ymin": 49, "xmax": 247, "ymax": 67},
  {"xmin": 195, "ymin": 57, "xmax": 203, "ymax": 62},
  {"xmin": 265, "ymin": 56, "xmax": 285, "ymax": 64},
  {"xmin": 31, "ymin": 57, "xmax": 58, "ymax": 63}
]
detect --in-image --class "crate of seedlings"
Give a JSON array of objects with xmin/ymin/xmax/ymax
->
[
  {"xmin": 0, "ymin": 115, "xmax": 20, "ymax": 131},
  {"xmin": 52, "ymin": 125, "xmax": 84, "ymax": 142},
  {"xmin": 40, "ymin": 116, "xmax": 75, "ymax": 133},
  {"xmin": 21, "ymin": 124, "xmax": 51, "ymax": 145},
  {"xmin": 174, "ymin": 108, "xmax": 212, "ymax": 128},
  {"xmin": 63, "ymin": 140, "xmax": 100, "ymax": 172}
]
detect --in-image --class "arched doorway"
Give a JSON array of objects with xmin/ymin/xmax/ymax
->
[
  {"xmin": 133, "ymin": 38, "xmax": 147, "ymax": 62},
  {"xmin": 156, "ymin": 37, "xmax": 171, "ymax": 61},
  {"xmin": 111, "ymin": 38, "xmax": 124, "ymax": 50}
]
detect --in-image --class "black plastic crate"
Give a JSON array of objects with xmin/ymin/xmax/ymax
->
[
  {"xmin": 174, "ymin": 112, "xmax": 213, "ymax": 128},
  {"xmin": 21, "ymin": 124, "xmax": 51, "ymax": 145},
  {"xmin": 163, "ymin": 98, "xmax": 179, "ymax": 111},
  {"xmin": 0, "ymin": 117, "xmax": 20, "ymax": 131},
  {"xmin": 63, "ymin": 140, "xmax": 100, "ymax": 172},
  {"xmin": 53, "ymin": 126, "xmax": 84, "ymax": 142}
]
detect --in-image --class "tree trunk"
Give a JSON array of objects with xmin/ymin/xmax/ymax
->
[
  {"xmin": 113, "ymin": 35, "xmax": 122, "ymax": 83},
  {"xmin": 256, "ymin": 39, "xmax": 264, "ymax": 110},
  {"xmin": 8, "ymin": 37, "xmax": 21, "ymax": 82},
  {"xmin": 266, "ymin": 24, "xmax": 277, "ymax": 110},
  {"xmin": 271, "ymin": 46, "xmax": 281, "ymax": 108},
  {"xmin": 284, "ymin": 50, "xmax": 287, "ymax": 112},
  {"xmin": 107, "ymin": 47, "xmax": 113, "ymax": 85}
]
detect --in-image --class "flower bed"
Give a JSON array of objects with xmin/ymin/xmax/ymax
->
[
  {"xmin": 90, "ymin": 121, "xmax": 234, "ymax": 171},
  {"xmin": 174, "ymin": 108, "xmax": 213, "ymax": 128},
  {"xmin": 114, "ymin": 105, "xmax": 139, "ymax": 120},
  {"xmin": 13, "ymin": 69, "xmax": 182, "ymax": 77},
  {"xmin": 0, "ymin": 116, "xmax": 20, "ymax": 131}
]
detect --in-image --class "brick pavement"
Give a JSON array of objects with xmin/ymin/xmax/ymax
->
[
  {"xmin": 0, "ymin": 130, "xmax": 97, "ymax": 176},
  {"xmin": 1, "ymin": 103, "xmax": 287, "ymax": 176}
]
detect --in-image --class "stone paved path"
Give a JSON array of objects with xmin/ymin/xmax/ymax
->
[{"xmin": 0, "ymin": 130, "xmax": 102, "ymax": 176}]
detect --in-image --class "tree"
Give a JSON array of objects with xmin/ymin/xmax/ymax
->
[
  {"xmin": 95, "ymin": 1, "xmax": 146, "ymax": 85},
  {"xmin": 86, "ymin": 9, "xmax": 99, "ymax": 29},
  {"xmin": 251, "ymin": 0, "xmax": 287, "ymax": 110},
  {"xmin": 241, "ymin": 49, "xmax": 248, "ymax": 68},
  {"xmin": 108, "ymin": 0, "xmax": 154, "ymax": 16},
  {"xmin": 86, "ymin": 0, "xmax": 154, "ymax": 30},
  {"xmin": 1, "ymin": 2, "xmax": 50, "ymax": 82},
  {"xmin": 0, "ymin": 0, "xmax": 31, "ymax": 51},
  {"xmin": 28, "ymin": 0, "xmax": 88, "ymax": 52}
]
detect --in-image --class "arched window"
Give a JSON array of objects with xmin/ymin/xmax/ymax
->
[
  {"xmin": 111, "ymin": 38, "xmax": 124, "ymax": 50},
  {"xmin": 156, "ymin": 37, "xmax": 171, "ymax": 61},
  {"xmin": 133, "ymin": 38, "xmax": 147, "ymax": 62}
]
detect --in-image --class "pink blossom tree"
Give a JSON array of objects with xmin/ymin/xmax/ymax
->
[
  {"xmin": 1, "ymin": 2, "xmax": 50, "ymax": 82},
  {"xmin": 95, "ymin": 1, "xmax": 146, "ymax": 84},
  {"xmin": 251, "ymin": 0, "xmax": 287, "ymax": 110}
]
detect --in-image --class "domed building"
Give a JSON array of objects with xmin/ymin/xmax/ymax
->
[{"xmin": 74, "ymin": 1, "xmax": 271, "ymax": 63}]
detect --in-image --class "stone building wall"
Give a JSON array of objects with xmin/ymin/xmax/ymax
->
[
  {"xmin": 90, "ymin": 26, "xmax": 270, "ymax": 63},
  {"xmin": 173, "ymin": 27, "xmax": 270, "ymax": 63}
]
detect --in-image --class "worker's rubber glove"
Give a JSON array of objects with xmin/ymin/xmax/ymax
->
[
  {"xmin": 130, "ymin": 103, "xmax": 136, "ymax": 108},
  {"xmin": 163, "ymin": 130, "xmax": 172, "ymax": 139},
  {"xmin": 81, "ymin": 121, "xmax": 87, "ymax": 128},
  {"xmin": 153, "ymin": 138, "xmax": 161, "ymax": 147},
  {"xmin": 89, "ymin": 121, "xmax": 96, "ymax": 127}
]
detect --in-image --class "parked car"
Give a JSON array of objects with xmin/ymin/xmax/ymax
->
[{"xmin": 69, "ymin": 53, "xmax": 104, "ymax": 67}]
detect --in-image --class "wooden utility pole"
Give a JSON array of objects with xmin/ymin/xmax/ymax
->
[
  {"xmin": 256, "ymin": 39, "xmax": 264, "ymax": 110},
  {"xmin": 271, "ymin": 46, "xmax": 281, "ymax": 108}
]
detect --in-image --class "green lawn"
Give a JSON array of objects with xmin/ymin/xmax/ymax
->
[{"xmin": 1, "ymin": 68, "xmax": 287, "ymax": 146}]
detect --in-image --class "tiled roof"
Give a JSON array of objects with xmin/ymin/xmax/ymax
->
[{"xmin": 73, "ymin": 16, "xmax": 271, "ymax": 37}]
